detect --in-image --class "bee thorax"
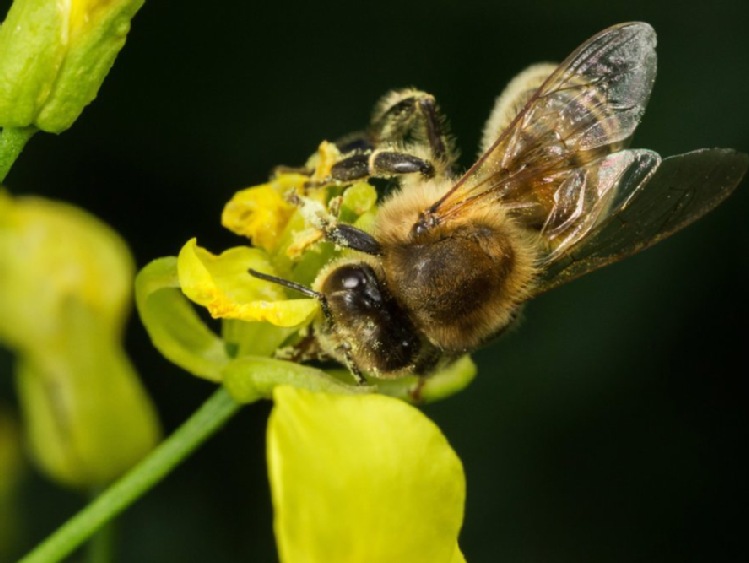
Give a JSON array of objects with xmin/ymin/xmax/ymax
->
[{"xmin": 382, "ymin": 220, "xmax": 538, "ymax": 351}]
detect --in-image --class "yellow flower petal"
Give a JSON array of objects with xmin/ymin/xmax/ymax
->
[
  {"xmin": 222, "ymin": 183, "xmax": 297, "ymax": 252},
  {"xmin": 305, "ymin": 141, "xmax": 342, "ymax": 184},
  {"xmin": 451, "ymin": 545, "xmax": 467, "ymax": 563},
  {"xmin": 268, "ymin": 387, "xmax": 466, "ymax": 563},
  {"xmin": 177, "ymin": 238, "xmax": 318, "ymax": 327}
]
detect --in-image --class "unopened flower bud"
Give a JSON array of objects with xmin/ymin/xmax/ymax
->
[
  {"xmin": 0, "ymin": 192, "xmax": 160, "ymax": 488},
  {"xmin": 0, "ymin": 0, "xmax": 144, "ymax": 132}
]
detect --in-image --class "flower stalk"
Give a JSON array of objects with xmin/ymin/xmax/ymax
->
[
  {"xmin": 0, "ymin": 126, "xmax": 35, "ymax": 182},
  {"xmin": 19, "ymin": 387, "xmax": 241, "ymax": 563}
]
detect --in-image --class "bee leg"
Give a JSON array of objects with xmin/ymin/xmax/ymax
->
[
  {"xmin": 371, "ymin": 150, "xmax": 435, "ymax": 177},
  {"xmin": 328, "ymin": 90, "xmax": 453, "ymax": 183},
  {"xmin": 329, "ymin": 153, "xmax": 370, "ymax": 182},
  {"xmin": 371, "ymin": 89, "xmax": 452, "ymax": 163},
  {"xmin": 324, "ymin": 223, "xmax": 382, "ymax": 255},
  {"xmin": 339, "ymin": 342, "xmax": 366, "ymax": 385},
  {"xmin": 330, "ymin": 150, "xmax": 435, "ymax": 182},
  {"xmin": 277, "ymin": 331, "xmax": 326, "ymax": 363},
  {"xmin": 408, "ymin": 375, "xmax": 428, "ymax": 404},
  {"xmin": 271, "ymin": 164, "xmax": 313, "ymax": 177}
]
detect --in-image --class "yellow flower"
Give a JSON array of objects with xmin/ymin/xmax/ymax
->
[
  {"xmin": 222, "ymin": 175, "xmax": 307, "ymax": 253},
  {"xmin": 132, "ymin": 143, "xmax": 478, "ymax": 562},
  {"xmin": 0, "ymin": 192, "xmax": 160, "ymax": 489},
  {"xmin": 177, "ymin": 238, "xmax": 319, "ymax": 327},
  {"xmin": 182, "ymin": 168, "xmax": 379, "ymax": 327},
  {"xmin": 0, "ymin": 0, "xmax": 144, "ymax": 132},
  {"xmin": 269, "ymin": 387, "xmax": 466, "ymax": 563},
  {"xmin": 137, "ymin": 165, "xmax": 476, "ymax": 394}
]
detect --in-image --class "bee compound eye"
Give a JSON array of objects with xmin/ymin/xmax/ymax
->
[
  {"xmin": 341, "ymin": 270, "xmax": 367, "ymax": 289},
  {"xmin": 323, "ymin": 265, "xmax": 369, "ymax": 295},
  {"xmin": 324, "ymin": 265, "xmax": 387, "ymax": 312}
]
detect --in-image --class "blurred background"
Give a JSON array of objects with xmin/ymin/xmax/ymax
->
[{"xmin": 1, "ymin": 0, "xmax": 747, "ymax": 561}]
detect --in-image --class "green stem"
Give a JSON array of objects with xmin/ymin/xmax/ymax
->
[
  {"xmin": 20, "ymin": 387, "xmax": 243, "ymax": 563},
  {"xmin": 0, "ymin": 126, "xmax": 36, "ymax": 183},
  {"xmin": 86, "ymin": 517, "xmax": 115, "ymax": 563}
]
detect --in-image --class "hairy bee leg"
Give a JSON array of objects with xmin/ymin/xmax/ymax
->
[
  {"xmin": 284, "ymin": 192, "xmax": 382, "ymax": 255},
  {"xmin": 372, "ymin": 90, "xmax": 451, "ymax": 161},
  {"xmin": 408, "ymin": 375, "xmax": 428, "ymax": 403},
  {"xmin": 272, "ymin": 164, "xmax": 313, "ymax": 177},
  {"xmin": 324, "ymin": 223, "xmax": 383, "ymax": 255},
  {"xmin": 330, "ymin": 150, "xmax": 435, "ymax": 182},
  {"xmin": 418, "ymin": 96, "xmax": 448, "ymax": 161},
  {"xmin": 339, "ymin": 342, "xmax": 366, "ymax": 385},
  {"xmin": 328, "ymin": 90, "xmax": 452, "ymax": 183}
]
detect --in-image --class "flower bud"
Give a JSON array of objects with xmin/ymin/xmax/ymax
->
[
  {"xmin": 0, "ymin": 192, "xmax": 160, "ymax": 488},
  {"xmin": 0, "ymin": 0, "xmax": 144, "ymax": 132}
]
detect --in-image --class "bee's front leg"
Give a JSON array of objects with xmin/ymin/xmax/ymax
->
[{"xmin": 338, "ymin": 342, "xmax": 366, "ymax": 386}]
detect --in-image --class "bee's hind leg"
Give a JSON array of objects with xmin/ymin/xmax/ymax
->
[
  {"xmin": 371, "ymin": 89, "xmax": 453, "ymax": 163},
  {"xmin": 328, "ymin": 89, "xmax": 456, "ymax": 183}
]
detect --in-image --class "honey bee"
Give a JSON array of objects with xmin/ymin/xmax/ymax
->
[{"xmin": 251, "ymin": 22, "xmax": 748, "ymax": 384}]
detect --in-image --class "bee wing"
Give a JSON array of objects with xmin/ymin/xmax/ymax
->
[
  {"xmin": 534, "ymin": 148, "xmax": 749, "ymax": 293},
  {"xmin": 539, "ymin": 148, "xmax": 662, "ymax": 262},
  {"xmin": 427, "ymin": 22, "xmax": 657, "ymax": 239}
]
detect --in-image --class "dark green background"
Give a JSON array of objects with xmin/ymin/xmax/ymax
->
[{"xmin": 2, "ymin": 1, "xmax": 747, "ymax": 561}]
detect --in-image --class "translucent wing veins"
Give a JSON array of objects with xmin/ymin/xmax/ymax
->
[{"xmin": 536, "ymin": 148, "xmax": 749, "ymax": 293}]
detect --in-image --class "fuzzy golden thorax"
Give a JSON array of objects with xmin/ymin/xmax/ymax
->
[{"xmin": 374, "ymin": 178, "xmax": 540, "ymax": 352}]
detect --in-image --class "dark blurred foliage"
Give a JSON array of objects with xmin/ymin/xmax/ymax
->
[{"xmin": 1, "ymin": 1, "xmax": 747, "ymax": 561}]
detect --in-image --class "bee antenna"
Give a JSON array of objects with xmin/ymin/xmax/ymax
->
[
  {"xmin": 248, "ymin": 269, "xmax": 335, "ymax": 327},
  {"xmin": 248, "ymin": 269, "xmax": 322, "ymax": 300}
]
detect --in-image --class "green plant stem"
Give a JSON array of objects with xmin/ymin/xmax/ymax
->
[
  {"xmin": 86, "ymin": 517, "xmax": 115, "ymax": 563},
  {"xmin": 0, "ymin": 126, "xmax": 36, "ymax": 183},
  {"xmin": 20, "ymin": 387, "xmax": 243, "ymax": 563}
]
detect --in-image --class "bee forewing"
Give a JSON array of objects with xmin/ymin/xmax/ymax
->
[
  {"xmin": 431, "ymin": 22, "xmax": 657, "ymax": 229},
  {"xmin": 480, "ymin": 63, "xmax": 558, "ymax": 156},
  {"xmin": 550, "ymin": 21, "xmax": 657, "ymax": 150}
]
